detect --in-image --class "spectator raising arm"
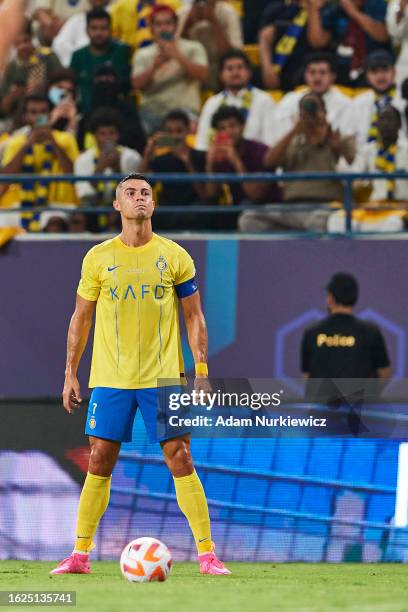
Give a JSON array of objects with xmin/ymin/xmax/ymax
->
[
  {"xmin": 2, "ymin": 126, "xmax": 74, "ymax": 175},
  {"xmin": 179, "ymin": 1, "xmax": 233, "ymax": 57},
  {"xmin": 339, "ymin": 0, "xmax": 389, "ymax": 42},
  {"xmin": 258, "ymin": 24, "xmax": 280, "ymax": 90},
  {"xmin": 158, "ymin": 38, "xmax": 209, "ymax": 83},
  {"xmin": 132, "ymin": 52, "xmax": 168, "ymax": 91},
  {"xmin": 264, "ymin": 124, "xmax": 298, "ymax": 168},
  {"xmin": 306, "ymin": 0, "xmax": 331, "ymax": 48}
]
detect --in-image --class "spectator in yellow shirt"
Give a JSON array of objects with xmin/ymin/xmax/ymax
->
[{"xmin": 1, "ymin": 93, "xmax": 79, "ymax": 231}]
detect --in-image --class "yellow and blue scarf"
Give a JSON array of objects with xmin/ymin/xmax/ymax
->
[
  {"xmin": 20, "ymin": 144, "xmax": 53, "ymax": 231},
  {"xmin": 368, "ymin": 87, "xmax": 396, "ymax": 143},
  {"xmin": 375, "ymin": 142, "xmax": 397, "ymax": 200},
  {"xmin": 273, "ymin": 7, "xmax": 307, "ymax": 73}
]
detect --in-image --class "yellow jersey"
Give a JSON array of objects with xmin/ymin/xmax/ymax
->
[{"xmin": 77, "ymin": 233, "xmax": 197, "ymax": 389}]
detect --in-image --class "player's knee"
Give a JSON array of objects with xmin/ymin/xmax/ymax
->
[
  {"xmin": 162, "ymin": 438, "xmax": 193, "ymax": 477},
  {"xmin": 88, "ymin": 445, "xmax": 115, "ymax": 476}
]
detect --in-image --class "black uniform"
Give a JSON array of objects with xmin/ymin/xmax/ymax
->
[
  {"xmin": 301, "ymin": 313, "xmax": 390, "ymax": 378},
  {"xmin": 301, "ymin": 313, "xmax": 390, "ymax": 405}
]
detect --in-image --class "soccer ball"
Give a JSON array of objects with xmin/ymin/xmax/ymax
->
[{"xmin": 120, "ymin": 537, "xmax": 172, "ymax": 583}]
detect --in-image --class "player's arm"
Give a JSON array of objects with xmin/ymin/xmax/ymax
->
[
  {"xmin": 0, "ymin": 0, "xmax": 27, "ymax": 74},
  {"xmin": 62, "ymin": 295, "xmax": 96, "ymax": 414},
  {"xmin": 180, "ymin": 290, "xmax": 210, "ymax": 391}
]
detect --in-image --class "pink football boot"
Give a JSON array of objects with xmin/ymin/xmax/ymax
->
[
  {"xmin": 50, "ymin": 553, "xmax": 90, "ymax": 575},
  {"xmin": 199, "ymin": 551, "xmax": 231, "ymax": 575}
]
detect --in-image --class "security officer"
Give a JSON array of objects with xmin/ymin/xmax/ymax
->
[{"xmin": 301, "ymin": 272, "xmax": 391, "ymax": 402}]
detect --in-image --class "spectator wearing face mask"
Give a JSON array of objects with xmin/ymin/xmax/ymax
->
[{"xmin": 47, "ymin": 68, "xmax": 80, "ymax": 135}]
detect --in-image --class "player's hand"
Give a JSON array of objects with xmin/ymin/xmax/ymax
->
[
  {"xmin": 194, "ymin": 375, "xmax": 212, "ymax": 398},
  {"xmin": 62, "ymin": 375, "xmax": 82, "ymax": 414}
]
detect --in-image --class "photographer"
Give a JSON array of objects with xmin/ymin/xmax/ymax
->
[
  {"xmin": 131, "ymin": 5, "xmax": 208, "ymax": 133},
  {"xmin": 239, "ymin": 93, "xmax": 355, "ymax": 232}
]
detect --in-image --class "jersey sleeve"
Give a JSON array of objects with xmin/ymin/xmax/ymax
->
[
  {"xmin": 174, "ymin": 247, "xmax": 197, "ymax": 298},
  {"xmin": 77, "ymin": 249, "xmax": 101, "ymax": 301}
]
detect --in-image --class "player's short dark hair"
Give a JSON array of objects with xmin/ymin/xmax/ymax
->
[
  {"xmin": 219, "ymin": 49, "xmax": 252, "ymax": 73},
  {"xmin": 163, "ymin": 109, "xmax": 190, "ymax": 129},
  {"xmin": 88, "ymin": 107, "xmax": 122, "ymax": 133},
  {"xmin": 118, "ymin": 173, "xmax": 153, "ymax": 190},
  {"xmin": 303, "ymin": 51, "xmax": 337, "ymax": 74},
  {"xmin": 22, "ymin": 93, "xmax": 52, "ymax": 113},
  {"xmin": 326, "ymin": 273, "xmax": 359, "ymax": 307},
  {"xmin": 211, "ymin": 105, "xmax": 246, "ymax": 129},
  {"xmin": 86, "ymin": 7, "xmax": 111, "ymax": 26}
]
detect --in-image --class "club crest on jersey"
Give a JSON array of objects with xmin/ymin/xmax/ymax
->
[{"xmin": 156, "ymin": 255, "xmax": 168, "ymax": 272}]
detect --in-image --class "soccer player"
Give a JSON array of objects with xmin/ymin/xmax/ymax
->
[
  {"xmin": 0, "ymin": 0, "xmax": 28, "ymax": 74},
  {"xmin": 51, "ymin": 173, "xmax": 230, "ymax": 576}
]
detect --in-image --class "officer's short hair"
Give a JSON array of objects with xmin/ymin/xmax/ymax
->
[{"xmin": 326, "ymin": 273, "xmax": 359, "ymax": 306}]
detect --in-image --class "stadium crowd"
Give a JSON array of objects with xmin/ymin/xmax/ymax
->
[{"xmin": 0, "ymin": 0, "xmax": 408, "ymax": 233}]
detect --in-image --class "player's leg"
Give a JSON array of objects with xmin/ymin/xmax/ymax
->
[
  {"xmin": 73, "ymin": 436, "xmax": 121, "ymax": 555},
  {"xmin": 161, "ymin": 435, "xmax": 231, "ymax": 575},
  {"xmin": 51, "ymin": 388, "xmax": 136, "ymax": 574}
]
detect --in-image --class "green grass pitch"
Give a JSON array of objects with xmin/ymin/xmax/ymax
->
[{"xmin": 1, "ymin": 561, "xmax": 408, "ymax": 612}]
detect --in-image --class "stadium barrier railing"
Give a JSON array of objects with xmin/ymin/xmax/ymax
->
[{"xmin": 1, "ymin": 171, "xmax": 408, "ymax": 234}]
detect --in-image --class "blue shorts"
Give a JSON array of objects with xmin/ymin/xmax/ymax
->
[{"xmin": 85, "ymin": 386, "xmax": 187, "ymax": 444}]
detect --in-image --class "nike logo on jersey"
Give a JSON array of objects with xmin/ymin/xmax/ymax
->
[
  {"xmin": 108, "ymin": 265, "xmax": 121, "ymax": 272},
  {"xmin": 199, "ymin": 538, "xmax": 209, "ymax": 543}
]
